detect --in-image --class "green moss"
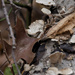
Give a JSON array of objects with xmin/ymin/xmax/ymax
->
[
  {"xmin": 4, "ymin": 67, "xmax": 13, "ymax": 75},
  {"xmin": 4, "ymin": 64, "xmax": 20, "ymax": 75}
]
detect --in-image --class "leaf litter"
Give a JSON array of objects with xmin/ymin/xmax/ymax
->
[{"xmin": 0, "ymin": 0, "xmax": 75, "ymax": 75}]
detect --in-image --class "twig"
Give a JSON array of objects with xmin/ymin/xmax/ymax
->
[
  {"xmin": 53, "ymin": 7, "xmax": 75, "ymax": 17},
  {"xmin": 8, "ymin": 0, "xmax": 21, "ymax": 9},
  {"xmin": 5, "ymin": 1, "xmax": 31, "ymax": 10},
  {"xmin": 10, "ymin": 65, "xmax": 15, "ymax": 75},
  {"xmin": 0, "ymin": 8, "xmax": 12, "ymax": 22},
  {"xmin": 0, "ymin": 61, "xmax": 7, "ymax": 69},
  {"xmin": 1, "ymin": 0, "xmax": 21, "ymax": 75},
  {"xmin": 0, "ymin": 70, "xmax": 4, "ymax": 75}
]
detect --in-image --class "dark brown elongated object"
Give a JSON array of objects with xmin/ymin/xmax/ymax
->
[{"xmin": 0, "ymin": 70, "xmax": 4, "ymax": 75}]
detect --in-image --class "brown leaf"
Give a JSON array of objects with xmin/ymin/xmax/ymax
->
[
  {"xmin": 50, "ymin": 51, "xmax": 65, "ymax": 64},
  {"xmin": 46, "ymin": 13, "xmax": 75, "ymax": 40},
  {"xmin": 0, "ymin": 40, "xmax": 12, "ymax": 71},
  {"xmin": 0, "ymin": 15, "xmax": 39, "ymax": 71},
  {"xmin": 15, "ymin": 16, "xmax": 39, "ymax": 63},
  {"xmin": 0, "ymin": 5, "xmax": 15, "ymax": 44}
]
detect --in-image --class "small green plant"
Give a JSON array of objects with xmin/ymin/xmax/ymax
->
[{"xmin": 4, "ymin": 64, "xmax": 20, "ymax": 75}]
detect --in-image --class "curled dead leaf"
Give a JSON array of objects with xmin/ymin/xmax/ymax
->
[{"xmin": 47, "ymin": 13, "xmax": 75, "ymax": 40}]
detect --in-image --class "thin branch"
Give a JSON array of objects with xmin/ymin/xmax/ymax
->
[
  {"xmin": 10, "ymin": 65, "xmax": 15, "ymax": 75},
  {"xmin": 0, "ymin": 70, "xmax": 4, "ymax": 75},
  {"xmin": 5, "ymin": 1, "xmax": 31, "ymax": 10},
  {"xmin": 8, "ymin": 0, "xmax": 21, "ymax": 9},
  {"xmin": 0, "ymin": 8, "xmax": 12, "ymax": 22},
  {"xmin": 0, "ymin": 61, "xmax": 7, "ymax": 69},
  {"xmin": 53, "ymin": 7, "xmax": 75, "ymax": 17},
  {"xmin": 1, "ymin": 0, "xmax": 21, "ymax": 75}
]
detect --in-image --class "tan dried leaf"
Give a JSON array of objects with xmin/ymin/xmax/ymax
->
[
  {"xmin": 50, "ymin": 51, "xmax": 65, "ymax": 64},
  {"xmin": 47, "ymin": 13, "xmax": 75, "ymax": 40}
]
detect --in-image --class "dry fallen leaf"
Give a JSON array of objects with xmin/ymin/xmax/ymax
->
[
  {"xmin": 50, "ymin": 51, "xmax": 65, "ymax": 64},
  {"xmin": 47, "ymin": 13, "xmax": 75, "ymax": 40},
  {"xmin": 0, "ymin": 16, "xmax": 39, "ymax": 71},
  {"xmin": 0, "ymin": 40, "xmax": 12, "ymax": 71},
  {"xmin": 15, "ymin": 16, "xmax": 39, "ymax": 63}
]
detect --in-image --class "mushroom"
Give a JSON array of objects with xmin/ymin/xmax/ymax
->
[
  {"xmin": 36, "ymin": 0, "xmax": 56, "ymax": 6},
  {"xmin": 41, "ymin": 8, "xmax": 51, "ymax": 15}
]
